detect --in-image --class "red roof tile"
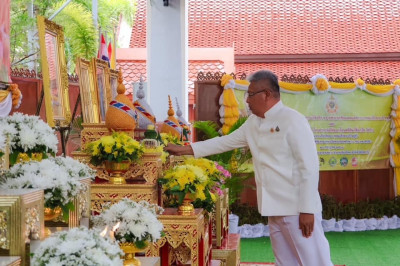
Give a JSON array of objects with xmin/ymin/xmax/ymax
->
[
  {"xmin": 235, "ymin": 61, "xmax": 400, "ymax": 82},
  {"xmin": 116, "ymin": 60, "xmax": 146, "ymax": 93},
  {"xmin": 188, "ymin": 60, "xmax": 225, "ymax": 92},
  {"xmin": 116, "ymin": 60, "xmax": 224, "ymax": 94},
  {"xmin": 130, "ymin": 0, "xmax": 400, "ymax": 55}
]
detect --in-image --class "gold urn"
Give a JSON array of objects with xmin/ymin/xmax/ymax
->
[
  {"xmin": 104, "ymin": 160, "xmax": 131, "ymax": 184},
  {"xmin": 119, "ymin": 241, "xmax": 149, "ymax": 266}
]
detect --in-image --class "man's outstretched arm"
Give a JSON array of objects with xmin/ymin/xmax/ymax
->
[{"xmin": 164, "ymin": 143, "xmax": 194, "ymax": 156}]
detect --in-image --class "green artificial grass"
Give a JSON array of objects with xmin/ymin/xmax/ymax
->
[{"xmin": 241, "ymin": 229, "xmax": 400, "ymax": 266}]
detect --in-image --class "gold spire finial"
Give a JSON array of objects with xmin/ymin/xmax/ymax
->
[
  {"xmin": 117, "ymin": 69, "xmax": 126, "ymax": 94},
  {"xmin": 167, "ymin": 95, "xmax": 175, "ymax": 116}
]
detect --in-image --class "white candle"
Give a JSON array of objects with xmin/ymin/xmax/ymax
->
[
  {"xmin": 30, "ymin": 239, "xmax": 41, "ymax": 253},
  {"xmin": 109, "ymin": 230, "xmax": 115, "ymax": 241},
  {"xmin": 80, "ymin": 217, "xmax": 89, "ymax": 228}
]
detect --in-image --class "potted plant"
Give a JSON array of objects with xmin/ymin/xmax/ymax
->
[
  {"xmin": 92, "ymin": 198, "xmax": 164, "ymax": 265},
  {"xmin": 86, "ymin": 132, "xmax": 144, "ymax": 184},
  {"xmin": 31, "ymin": 227, "xmax": 123, "ymax": 266},
  {"xmin": 0, "ymin": 113, "xmax": 58, "ymax": 165}
]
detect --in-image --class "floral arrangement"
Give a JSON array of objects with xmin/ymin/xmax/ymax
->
[
  {"xmin": 86, "ymin": 132, "xmax": 144, "ymax": 166},
  {"xmin": 213, "ymin": 161, "xmax": 232, "ymax": 196},
  {"xmin": 159, "ymin": 160, "xmax": 218, "ymax": 212},
  {"xmin": 160, "ymin": 132, "xmax": 183, "ymax": 146},
  {"xmin": 0, "ymin": 159, "xmax": 85, "ymax": 220},
  {"xmin": 31, "ymin": 227, "xmax": 123, "ymax": 266},
  {"xmin": 0, "ymin": 113, "xmax": 58, "ymax": 165},
  {"xmin": 0, "ymin": 132, "xmax": 5, "ymax": 158},
  {"xmin": 183, "ymin": 157, "xmax": 231, "ymax": 197},
  {"xmin": 51, "ymin": 156, "xmax": 97, "ymax": 179},
  {"xmin": 92, "ymin": 199, "xmax": 164, "ymax": 248},
  {"xmin": 143, "ymin": 144, "xmax": 168, "ymax": 163}
]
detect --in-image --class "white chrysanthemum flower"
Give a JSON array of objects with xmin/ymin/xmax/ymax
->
[
  {"xmin": 92, "ymin": 198, "xmax": 164, "ymax": 243},
  {"xmin": 50, "ymin": 156, "xmax": 96, "ymax": 179},
  {"xmin": 31, "ymin": 227, "xmax": 123, "ymax": 266},
  {"xmin": 0, "ymin": 133, "xmax": 6, "ymax": 152},
  {"xmin": 0, "ymin": 113, "xmax": 58, "ymax": 155},
  {"xmin": 1, "ymin": 159, "xmax": 84, "ymax": 208}
]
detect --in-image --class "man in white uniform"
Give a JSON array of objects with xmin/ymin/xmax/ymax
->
[{"xmin": 165, "ymin": 70, "xmax": 333, "ymax": 266}]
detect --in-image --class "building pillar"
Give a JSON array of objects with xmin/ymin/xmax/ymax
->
[{"xmin": 147, "ymin": 0, "xmax": 188, "ymax": 122}]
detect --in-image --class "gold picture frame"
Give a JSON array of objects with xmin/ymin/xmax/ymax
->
[
  {"xmin": 76, "ymin": 58, "xmax": 99, "ymax": 123},
  {"xmin": 91, "ymin": 58, "xmax": 111, "ymax": 122},
  {"xmin": 37, "ymin": 15, "xmax": 71, "ymax": 128},
  {"xmin": 110, "ymin": 68, "xmax": 119, "ymax": 100}
]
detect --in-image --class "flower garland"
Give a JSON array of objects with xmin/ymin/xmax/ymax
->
[
  {"xmin": 92, "ymin": 199, "xmax": 164, "ymax": 248},
  {"xmin": 219, "ymin": 74, "xmax": 249, "ymax": 135},
  {"xmin": 0, "ymin": 159, "xmax": 85, "ymax": 220},
  {"xmin": 31, "ymin": 227, "xmax": 123, "ymax": 266},
  {"xmin": 279, "ymin": 74, "xmax": 397, "ymax": 96},
  {"xmin": 0, "ymin": 113, "xmax": 58, "ymax": 164}
]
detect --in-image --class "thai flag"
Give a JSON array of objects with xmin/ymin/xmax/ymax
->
[{"xmin": 99, "ymin": 34, "xmax": 110, "ymax": 65}]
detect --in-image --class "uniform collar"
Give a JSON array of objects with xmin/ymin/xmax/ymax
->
[{"xmin": 262, "ymin": 100, "xmax": 283, "ymax": 119}]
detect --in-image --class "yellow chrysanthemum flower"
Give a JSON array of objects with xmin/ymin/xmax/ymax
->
[
  {"xmin": 210, "ymin": 193, "xmax": 217, "ymax": 202},
  {"xmin": 104, "ymin": 145, "xmax": 113, "ymax": 154},
  {"xmin": 101, "ymin": 136, "xmax": 115, "ymax": 146}
]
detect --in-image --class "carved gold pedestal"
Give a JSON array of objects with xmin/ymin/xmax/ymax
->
[
  {"xmin": 212, "ymin": 234, "xmax": 241, "ymax": 266},
  {"xmin": 213, "ymin": 189, "xmax": 229, "ymax": 247},
  {"xmin": 72, "ymin": 151, "xmax": 162, "ymax": 185},
  {"xmin": 148, "ymin": 208, "xmax": 211, "ymax": 266},
  {"xmin": 0, "ymin": 189, "xmax": 44, "ymax": 266},
  {"xmin": 91, "ymin": 183, "xmax": 158, "ymax": 213}
]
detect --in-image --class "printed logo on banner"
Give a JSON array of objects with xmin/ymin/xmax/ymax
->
[
  {"xmin": 319, "ymin": 157, "xmax": 325, "ymax": 166},
  {"xmin": 326, "ymin": 94, "xmax": 339, "ymax": 114},
  {"xmin": 329, "ymin": 157, "xmax": 337, "ymax": 167},
  {"xmin": 340, "ymin": 157, "xmax": 348, "ymax": 167}
]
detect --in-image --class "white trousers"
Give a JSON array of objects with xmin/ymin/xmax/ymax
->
[{"xmin": 268, "ymin": 214, "xmax": 333, "ymax": 266}]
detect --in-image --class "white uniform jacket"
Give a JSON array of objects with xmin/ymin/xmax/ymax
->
[{"xmin": 191, "ymin": 101, "xmax": 322, "ymax": 216}]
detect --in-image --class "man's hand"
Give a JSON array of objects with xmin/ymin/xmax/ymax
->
[
  {"xmin": 164, "ymin": 143, "xmax": 194, "ymax": 156},
  {"xmin": 299, "ymin": 213, "xmax": 314, "ymax": 238}
]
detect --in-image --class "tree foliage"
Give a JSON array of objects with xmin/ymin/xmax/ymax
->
[{"xmin": 10, "ymin": 0, "xmax": 137, "ymax": 72}]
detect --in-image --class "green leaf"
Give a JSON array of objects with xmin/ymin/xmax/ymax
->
[
  {"xmin": 228, "ymin": 117, "xmax": 248, "ymax": 134},
  {"xmin": 9, "ymin": 152, "xmax": 19, "ymax": 166},
  {"xmin": 60, "ymin": 201, "xmax": 75, "ymax": 222},
  {"xmin": 193, "ymin": 121, "xmax": 220, "ymax": 139}
]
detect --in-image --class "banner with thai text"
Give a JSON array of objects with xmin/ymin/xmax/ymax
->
[
  {"xmin": 0, "ymin": 0, "xmax": 11, "ymax": 83},
  {"xmin": 282, "ymin": 90, "xmax": 392, "ymax": 170}
]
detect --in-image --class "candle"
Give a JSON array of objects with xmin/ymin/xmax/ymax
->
[
  {"xmin": 29, "ymin": 230, "xmax": 41, "ymax": 254},
  {"xmin": 30, "ymin": 239, "xmax": 41, "ymax": 253},
  {"xmin": 80, "ymin": 217, "xmax": 89, "ymax": 228}
]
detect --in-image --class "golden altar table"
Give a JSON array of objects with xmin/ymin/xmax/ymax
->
[
  {"xmin": 148, "ymin": 208, "xmax": 212, "ymax": 266},
  {"xmin": 0, "ymin": 189, "xmax": 44, "ymax": 266},
  {"xmin": 90, "ymin": 182, "xmax": 158, "ymax": 213}
]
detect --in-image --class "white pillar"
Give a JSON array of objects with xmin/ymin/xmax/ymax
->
[{"xmin": 147, "ymin": 0, "xmax": 188, "ymax": 122}]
